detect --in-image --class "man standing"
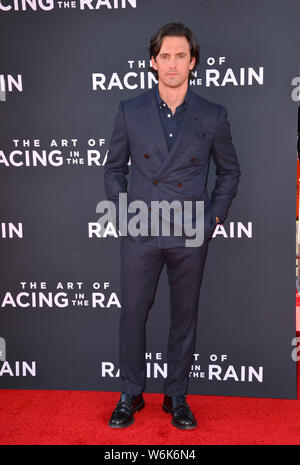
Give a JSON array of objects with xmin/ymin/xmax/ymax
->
[{"xmin": 104, "ymin": 22, "xmax": 241, "ymax": 429}]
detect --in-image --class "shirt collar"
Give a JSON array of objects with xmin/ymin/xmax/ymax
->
[{"xmin": 155, "ymin": 84, "xmax": 190, "ymax": 110}]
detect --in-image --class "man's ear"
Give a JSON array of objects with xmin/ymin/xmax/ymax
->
[
  {"xmin": 151, "ymin": 56, "xmax": 158, "ymax": 70},
  {"xmin": 189, "ymin": 56, "xmax": 196, "ymax": 70}
]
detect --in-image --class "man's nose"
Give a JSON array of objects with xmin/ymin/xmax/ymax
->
[{"xmin": 169, "ymin": 57, "xmax": 177, "ymax": 68}]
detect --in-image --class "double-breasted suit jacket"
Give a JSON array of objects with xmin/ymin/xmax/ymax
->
[{"xmin": 104, "ymin": 85, "xmax": 241, "ymax": 247}]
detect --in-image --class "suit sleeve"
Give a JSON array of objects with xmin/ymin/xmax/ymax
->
[
  {"xmin": 104, "ymin": 101, "xmax": 130, "ymax": 218},
  {"xmin": 210, "ymin": 105, "xmax": 241, "ymax": 224}
]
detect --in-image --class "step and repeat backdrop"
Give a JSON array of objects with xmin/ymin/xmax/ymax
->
[{"xmin": 0, "ymin": 0, "xmax": 299, "ymax": 398}]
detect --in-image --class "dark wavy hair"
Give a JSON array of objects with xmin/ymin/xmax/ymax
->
[{"xmin": 148, "ymin": 22, "xmax": 200, "ymax": 80}]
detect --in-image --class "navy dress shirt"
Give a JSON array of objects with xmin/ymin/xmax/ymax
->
[{"xmin": 155, "ymin": 84, "xmax": 190, "ymax": 152}]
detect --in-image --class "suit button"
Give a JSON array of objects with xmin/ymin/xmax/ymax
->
[
  {"xmin": 144, "ymin": 154, "xmax": 149, "ymax": 159},
  {"xmin": 153, "ymin": 180, "xmax": 158, "ymax": 185},
  {"xmin": 177, "ymin": 183, "xmax": 183, "ymax": 187},
  {"xmin": 190, "ymin": 157, "xmax": 196, "ymax": 162}
]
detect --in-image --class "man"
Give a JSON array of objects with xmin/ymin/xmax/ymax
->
[{"xmin": 104, "ymin": 22, "xmax": 241, "ymax": 429}]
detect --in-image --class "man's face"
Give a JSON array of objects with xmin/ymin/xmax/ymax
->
[{"xmin": 151, "ymin": 35, "xmax": 196, "ymax": 88}]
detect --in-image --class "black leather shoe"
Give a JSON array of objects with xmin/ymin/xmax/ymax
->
[
  {"xmin": 108, "ymin": 392, "xmax": 145, "ymax": 428},
  {"xmin": 163, "ymin": 395, "xmax": 197, "ymax": 430}
]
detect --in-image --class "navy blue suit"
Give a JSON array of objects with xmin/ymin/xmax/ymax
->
[{"xmin": 104, "ymin": 85, "xmax": 240, "ymax": 395}]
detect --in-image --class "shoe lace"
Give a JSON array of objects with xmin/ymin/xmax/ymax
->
[{"xmin": 115, "ymin": 399, "xmax": 133, "ymax": 415}]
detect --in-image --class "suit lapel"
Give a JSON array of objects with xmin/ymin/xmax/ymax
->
[{"xmin": 142, "ymin": 89, "xmax": 168, "ymax": 161}]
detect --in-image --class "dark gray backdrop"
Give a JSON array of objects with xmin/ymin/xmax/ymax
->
[{"xmin": 0, "ymin": 0, "xmax": 298, "ymax": 398}]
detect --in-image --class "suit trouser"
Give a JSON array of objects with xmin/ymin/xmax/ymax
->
[{"xmin": 119, "ymin": 236, "xmax": 209, "ymax": 397}]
